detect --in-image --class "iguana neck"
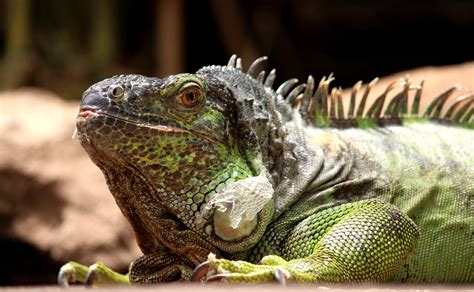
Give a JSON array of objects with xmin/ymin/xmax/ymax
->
[
  {"xmin": 300, "ymin": 127, "xmax": 358, "ymax": 196},
  {"xmin": 271, "ymin": 123, "xmax": 357, "ymax": 218},
  {"xmin": 197, "ymin": 66, "xmax": 357, "ymax": 218}
]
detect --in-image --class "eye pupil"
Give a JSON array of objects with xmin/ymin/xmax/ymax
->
[
  {"xmin": 187, "ymin": 91, "xmax": 196, "ymax": 101},
  {"xmin": 177, "ymin": 84, "xmax": 203, "ymax": 108}
]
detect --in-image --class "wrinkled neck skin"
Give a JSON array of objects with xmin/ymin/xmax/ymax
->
[{"xmin": 262, "ymin": 110, "xmax": 358, "ymax": 218}]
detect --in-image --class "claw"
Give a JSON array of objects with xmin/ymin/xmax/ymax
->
[
  {"xmin": 191, "ymin": 261, "xmax": 211, "ymax": 282},
  {"xmin": 85, "ymin": 269, "xmax": 96, "ymax": 287},
  {"xmin": 57, "ymin": 269, "xmax": 72, "ymax": 286},
  {"xmin": 205, "ymin": 274, "xmax": 229, "ymax": 283},
  {"xmin": 58, "ymin": 262, "xmax": 85, "ymax": 287},
  {"xmin": 274, "ymin": 267, "xmax": 289, "ymax": 287}
]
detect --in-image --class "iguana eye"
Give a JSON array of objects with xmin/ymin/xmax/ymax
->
[{"xmin": 176, "ymin": 84, "xmax": 204, "ymax": 107}]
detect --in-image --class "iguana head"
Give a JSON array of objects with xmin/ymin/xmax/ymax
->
[{"xmin": 76, "ymin": 68, "xmax": 276, "ymax": 254}]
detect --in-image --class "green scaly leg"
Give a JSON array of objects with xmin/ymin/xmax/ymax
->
[
  {"xmin": 193, "ymin": 199, "xmax": 420, "ymax": 284},
  {"xmin": 58, "ymin": 261, "xmax": 130, "ymax": 286}
]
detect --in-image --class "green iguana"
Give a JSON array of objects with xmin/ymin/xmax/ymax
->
[{"xmin": 59, "ymin": 55, "xmax": 473, "ymax": 285}]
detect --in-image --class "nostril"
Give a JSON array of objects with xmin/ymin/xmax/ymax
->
[
  {"xmin": 80, "ymin": 91, "xmax": 110, "ymax": 109},
  {"xmin": 110, "ymin": 85, "xmax": 125, "ymax": 99}
]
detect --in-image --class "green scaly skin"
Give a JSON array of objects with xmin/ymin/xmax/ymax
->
[{"xmin": 60, "ymin": 56, "xmax": 473, "ymax": 285}]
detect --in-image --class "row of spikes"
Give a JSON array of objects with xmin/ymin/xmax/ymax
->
[{"xmin": 226, "ymin": 55, "xmax": 473, "ymax": 126}]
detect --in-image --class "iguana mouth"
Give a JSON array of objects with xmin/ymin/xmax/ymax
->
[
  {"xmin": 77, "ymin": 107, "xmax": 217, "ymax": 143},
  {"xmin": 78, "ymin": 107, "xmax": 100, "ymax": 118}
]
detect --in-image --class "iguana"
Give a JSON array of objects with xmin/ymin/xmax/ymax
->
[{"xmin": 59, "ymin": 55, "xmax": 473, "ymax": 285}]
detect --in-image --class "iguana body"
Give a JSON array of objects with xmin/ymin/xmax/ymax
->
[
  {"xmin": 247, "ymin": 123, "xmax": 472, "ymax": 282},
  {"xmin": 60, "ymin": 56, "xmax": 473, "ymax": 285}
]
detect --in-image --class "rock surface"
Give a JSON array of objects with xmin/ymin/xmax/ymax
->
[{"xmin": 0, "ymin": 61, "xmax": 472, "ymax": 285}]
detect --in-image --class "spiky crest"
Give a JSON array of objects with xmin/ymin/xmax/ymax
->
[{"xmin": 226, "ymin": 54, "xmax": 473, "ymax": 128}]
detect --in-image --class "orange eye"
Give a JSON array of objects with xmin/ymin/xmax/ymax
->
[{"xmin": 177, "ymin": 85, "xmax": 203, "ymax": 107}]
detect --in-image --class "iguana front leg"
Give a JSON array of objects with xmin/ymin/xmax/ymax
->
[
  {"xmin": 58, "ymin": 251, "xmax": 193, "ymax": 286},
  {"xmin": 193, "ymin": 199, "xmax": 420, "ymax": 284}
]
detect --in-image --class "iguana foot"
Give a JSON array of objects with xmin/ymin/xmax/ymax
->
[
  {"xmin": 58, "ymin": 261, "xmax": 129, "ymax": 286},
  {"xmin": 191, "ymin": 254, "xmax": 291, "ymax": 285}
]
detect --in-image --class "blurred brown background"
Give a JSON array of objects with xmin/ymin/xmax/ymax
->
[
  {"xmin": 0, "ymin": 0, "xmax": 473, "ymax": 286},
  {"xmin": 1, "ymin": 0, "xmax": 474, "ymax": 98}
]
